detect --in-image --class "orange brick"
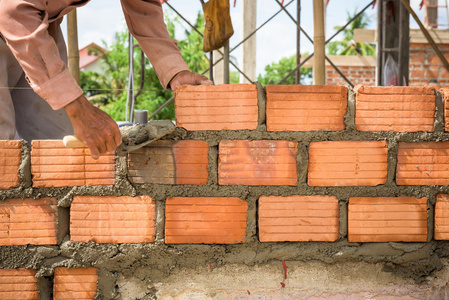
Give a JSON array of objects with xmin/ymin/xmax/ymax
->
[
  {"xmin": 0, "ymin": 269, "xmax": 38, "ymax": 299},
  {"xmin": 165, "ymin": 197, "xmax": 247, "ymax": 244},
  {"xmin": 54, "ymin": 267, "xmax": 98, "ymax": 300},
  {"xmin": 443, "ymin": 89, "xmax": 449, "ymax": 131},
  {"xmin": 0, "ymin": 140, "xmax": 21, "ymax": 190},
  {"xmin": 308, "ymin": 141, "xmax": 388, "ymax": 186},
  {"xmin": 435, "ymin": 194, "xmax": 449, "ymax": 240},
  {"xmin": 70, "ymin": 196, "xmax": 155, "ymax": 243},
  {"xmin": 348, "ymin": 197, "xmax": 427, "ymax": 242},
  {"xmin": 397, "ymin": 142, "xmax": 449, "ymax": 185},
  {"xmin": 0, "ymin": 198, "xmax": 57, "ymax": 246},
  {"xmin": 355, "ymin": 85, "xmax": 435, "ymax": 132},
  {"xmin": 410, "ymin": 55, "xmax": 426, "ymax": 63},
  {"xmin": 266, "ymin": 85, "xmax": 347, "ymax": 131},
  {"xmin": 259, "ymin": 195, "xmax": 339, "ymax": 242},
  {"xmin": 31, "ymin": 140, "xmax": 115, "ymax": 187},
  {"xmin": 218, "ymin": 140, "xmax": 298, "ymax": 186},
  {"xmin": 128, "ymin": 140, "xmax": 208, "ymax": 185},
  {"xmin": 175, "ymin": 84, "xmax": 258, "ymax": 130}
]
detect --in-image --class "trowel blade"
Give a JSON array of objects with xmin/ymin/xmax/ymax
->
[{"xmin": 117, "ymin": 120, "xmax": 176, "ymax": 154}]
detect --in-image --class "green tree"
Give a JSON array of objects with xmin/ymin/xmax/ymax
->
[
  {"xmin": 80, "ymin": 10, "xmax": 210, "ymax": 122},
  {"xmin": 257, "ymin": 55, "xmax": 312, "ymax": 85},
  {"xmin": 327, "ymin": 9, "xmax": 375, "ymax": 56}
]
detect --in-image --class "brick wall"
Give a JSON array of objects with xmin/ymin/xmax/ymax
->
[
  {"xmin": 325, "ymin": 43, "xmax": 449, "ymax": 87},
  {"xmin": 327, "ymin": 65, "xmax": 376, "ymax": 86},
  {"xmin": 1, "ymin": 83, "xmax": 449, "ymax": 298}
]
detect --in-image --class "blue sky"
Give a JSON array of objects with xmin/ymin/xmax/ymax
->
[{"xmin": 63, "ymin": 0, "xmax": 434, "ymax": 77}]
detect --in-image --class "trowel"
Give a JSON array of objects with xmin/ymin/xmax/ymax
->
[{"xmin": 63, "ymin": 120, "xmax": 176, "ymax": 154}]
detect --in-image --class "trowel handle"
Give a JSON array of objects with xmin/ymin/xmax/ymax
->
[{"xmin": 63, "ymin": 135, "xmax": 87, "ymax": 148}]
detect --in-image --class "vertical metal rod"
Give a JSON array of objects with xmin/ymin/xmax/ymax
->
[
  {"xmin": 398, "ymin": 0, "xmax": 404, "ymax": 86},
  {"xmin": 209, "ymin": 52, "xmax": 214, "ymax": 82},
  {"xmin": 381, "ymin": 0, "xmax": 388, "ymax": 85},
  {"xmin": 127, "ymin": 32, "xmax": 135, "ymax": 122},
  {"xmin": 223, "ymin": 41, "xmax": 230, "ymax": 84},
  {"xmin": 67, "ymin": 10, "xmax": 80, "ymax": 84},
  {"xmin": 296, "ymin": 0, "xmax": 301, "ymax": 84}
]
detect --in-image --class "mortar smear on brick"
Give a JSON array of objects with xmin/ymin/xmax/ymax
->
[{"xmin": 128, "ymin": 140, "xmax": 209, "ymax": 185}]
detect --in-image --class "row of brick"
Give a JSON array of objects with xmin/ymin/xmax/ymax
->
[
  {"xmin": 0, "ymin": 267, "xmax": 98, "ymax": 299},
  {"xmin": 174, "ymin": 84, "xmax": 447, "ymax": 132},
  {"xmin": 4, "ymin": 139, "xmax": 449, "ymax": 189},
  {"xmin": 2, "ymin": 194, "xmax": 449, "ymax": 245}
]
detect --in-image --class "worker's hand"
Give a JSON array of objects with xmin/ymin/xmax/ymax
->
[
  {"xmin": 169, "ymin": 70, "xmax": 213, "ymax": 91},
  {"xmin": 64, "ymin": 95, "xmax": 121, "ymax": 159}
]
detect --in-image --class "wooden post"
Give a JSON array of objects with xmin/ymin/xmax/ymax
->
[
  {"xmin": 313, "ymin": 0, "xmax": 325, "ymax": 85},
  {"xmin": 296, "ymin": 0, "xmax": 301, "ymax": 84},
  {"xmin": 67, "ymin": 10, "xmax": 80, "ymax": 85},
  {"xmin": 241, "ymin": 0, "xmax": 257, "ymax": 83}
]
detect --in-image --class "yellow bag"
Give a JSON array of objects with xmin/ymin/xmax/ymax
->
[{"xmin": 202, "ymin": 0, "xmax": 234, "ymax": 52}]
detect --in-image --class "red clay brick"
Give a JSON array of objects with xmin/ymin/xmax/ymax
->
[
  {"xmin": 266, "ymin": 85, "xmax": 347, "ymax": 131},
  {"xmin": 355, "ymin": 85, "xmax": 435, "ymax": 132},
  {"xmin": 397, "ymin": 142, "xmax": 449, "ymax": 185},
  {"xmin": 31, "ymin": 140, "xmax": 115, "ymax": 187},
  {"xmin": 70, "ymin": 196, "xmax": 155, "ymax": 243},
  {"xmin": 128, "ymin": 140, "xmax": 208, "ymax": 185},
  {"xmin": 348, "ymin": 197, "xmax": 427, "ymax": 242},
  {"xmin": 435, "ymin": 194, "xmax": 449, "ymax": 240},
  {"xmin": 218, "ymin": 140, "xmax": 298, "ymax": 186},
  {"xmin": 54, "ymin": 267, "xmax": 98, "ymax": 299},
  {"xmin": 410, "ymin": 55, "xmax": 426, "ymax": 63},
  {"xmin": 0, "ymin": 269, "xmax": 38, "ymax": 299},
  {"xmin": 259, "ymin": 195, "xmax": 339, "ymax": 242},
  {"xmin": 175, "ymin": 84, "xmax": 258, "ymax": 131},
  {"xmin": 0, "ymin": 198, "xmax": 57, "ymax": 246},
  {"xmin": 0, "ymin": 140, "xmax": 21, "ymax": 190},
  {"xmin": 165, "ymin": 197, "xmax": 247, "ymax": 244},
  {"xmin": 308, "ymin": 141, "xmax": 388, "ymax": 186}
]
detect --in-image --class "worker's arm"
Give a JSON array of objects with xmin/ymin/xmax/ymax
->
[
  {"xmin": 0, "ymin": 1, "xmax": 120, "ymax": 158},
  {"xmin": 120, "ymin": 0, "xmax": 212, "ymax": 90},
  {"xmin": 0, "ymin": 1, "xmax": 83, "ymax": 110}
]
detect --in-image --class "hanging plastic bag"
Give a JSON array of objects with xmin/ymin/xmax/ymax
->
[
  {"xmin": 383, "ymin": 54, "xmax": 399, "ymax": 86},
  {"xmin": 202, "ymin": 0, "xmax": 234, "ymax": 52}
]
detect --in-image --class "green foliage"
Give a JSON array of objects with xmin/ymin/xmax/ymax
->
[
  {"xmin": 326, "ymin": 9, "xmax": 375, "ymax": 56},
  {"xmin": 257, "ymin": 55, "xmax": 312, "ymax": 86},
  {"xmin": 80, "ymin": 10, "xmax": 209, "ymax": 122}
]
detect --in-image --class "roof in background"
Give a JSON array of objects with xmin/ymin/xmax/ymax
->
[{"xmin": 79, "ymin": 42, "xmax": 108, "ymax": 69}]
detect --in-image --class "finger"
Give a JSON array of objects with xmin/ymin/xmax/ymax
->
[{"xmin": 105, "ymin": 133, "xmax": 117, "ymax": 154}]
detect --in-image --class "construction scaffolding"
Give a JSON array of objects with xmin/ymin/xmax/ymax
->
[{"xmin": 66, "ymin": 0, "xmax": 449, "ymax": 121}]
